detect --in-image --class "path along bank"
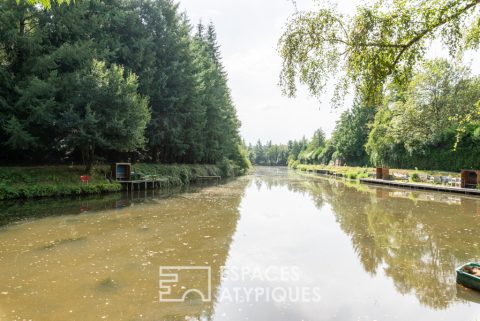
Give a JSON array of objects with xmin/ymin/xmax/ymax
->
[{"xmin": 292, "ymin": 164, "xmax": 480, "ymax": 197}]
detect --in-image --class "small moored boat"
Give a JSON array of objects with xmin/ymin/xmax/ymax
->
[{"xmin": 456, "ymin": 262, "xmax": 480, "ymax": 291}]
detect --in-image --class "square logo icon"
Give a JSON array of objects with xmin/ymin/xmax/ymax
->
[{"xmin": 159, "ymin": 266, "xmax": 212, "ymax": 302}]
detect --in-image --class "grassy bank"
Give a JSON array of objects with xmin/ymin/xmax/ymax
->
[
  {"xmin": 0, "ymin": 163, "xmax": 235, "ymax": 200},
  {"xmin": 290, "ymin": 163, "xmax": 459, "ymax": 181}
]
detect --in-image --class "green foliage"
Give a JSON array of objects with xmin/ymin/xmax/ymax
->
[
  {"xmin": 466, "ymin": 12, "xmax": 480, "ymax": 49},
  {"xmin": 281, "ymin": 57, "xmax": 480, "ymax": 172},
  {"xmin": 247, "ymin": 139, "xmax": 302, "ymax": 166},
  {"xmin": 277, "ymin": 1, "xmax": 480, "ymax": 173},
  {"xmin": 366, "ymin": 59, "xmax": 480, "ymax": 170},
  {"xmin": 193, "ymin": 24, "xmax": 244, "ymax": 167},
  {"xmin": 366, "ymin": 107, "xmax": 402, "ymax": 167},
  {"xmin": 279, "ymin": 0, "xmax": 480, "ymax": 105},
  {"xmin": 252, "ymin": 103, "xmax": 374, "ymax": 168},
  {"xmin": 249, "ymin": 129, "xmax": 342, "ymax": 167},
  {"xmin": 346, "ymin": 171, "xmax": 358, "ymax": 180},
  {"xmin": 307, "ymin": 129, "xmax": 326, "ymax": 151},
  {"xmin": 387, "ymin": 59, "xmax": 480, "ymax": 153},
  {"xmin": 132, "ymin": 163, "xmax": 227, "ymax": 186},
  {"xmin": 0, "ymin": 166, "xmax": 121, "ymax": 200},
  {"xmin": 0, "ymin": 163, "xmax": 233, "ymax": 200},
  {"xmin": 343, "ymin": 168, "xmax": 369, "ymax": 180},
  {"xmin": 288, "ymin": 159, "xmax": 300, "ymax": 169},
  {"xmin": 61, "ymin": 60, "xmax": 150, "ymax": 171},
  {"xmin": 3, "ymin": 116, "xmax": 37, "ymax": 150},
  {"xmin": 16, "ymin": 0, "xmax": 71, "ymax": 10},
  {"xmin": 330, "ymin": 102, "xmax": 376, "ymax": 166},
  {"xmin": 0, "ymin": 0, "xmax": 246, "ymax": 172},
  {"xmin": 410, "ymin": 173, "xmax": 421, "ymax": 182},
  {"xmin": 293, "ymin": 164, "xmax": 372, "ymax": 180},
  {"xmin": 252, "ymin": 106, "xmax": 373, "ymax": 168},
  {"xmin": 233, "ymin": 144, "xmax": 251, "ymax": 174},
  {"xmin": 292, "ymin": 129, "xmax": 325, "ymax": 164}
]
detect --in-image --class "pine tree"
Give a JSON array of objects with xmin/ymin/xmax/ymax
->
[
  {"xmin": 61, "ymin": 60, "xmax": 150, "ymax": 171},
  {"xmin": 0, "ymin": 0, "xmax": 249, "ymax": 172}
]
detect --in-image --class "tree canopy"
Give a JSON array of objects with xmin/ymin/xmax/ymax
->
[
  {"xmin": 15, "ymin": 0, "xmax": 70, "ymax": 9},
  {"xmin": 61, "ymin": 60, "xmax": 150, "ymax": 171},
  {"xmin": 0, "ymin": 0, "xmax": 249, "ymax": 173},
  {"xmin": 280, "ymin": 58, "xmax": 480, "ymax": 171},
  {"xmin": 279, "ymin": 0, "xmax": 480, "ymax": 105},
  {"xmin": 277, "ymin": 0, "xmax": 480, "ymax": 171},
  {"xmin": 366, "ymin": 58, "xmax": 480, "ymax": 169}
]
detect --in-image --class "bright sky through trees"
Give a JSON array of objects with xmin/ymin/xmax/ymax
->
[
  {"xmin": 177, "ymin": 0, "xmax": 354, "ymax": 144},
  {"xmin": 179, "ymin": 0, "xmax": 480, "ymax": 145}
]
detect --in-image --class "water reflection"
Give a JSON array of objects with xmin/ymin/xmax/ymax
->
[
  {"xmin": 1, "ymin": 167, "xmax": 480, "ymax": 320},
  {"xmin": 0, "ymin": 183, "xmax": 224, "ymax": 227},
  {"xmin": 255, "ymin": 168, "xmax": 480, "ymax": 311},
  {"xmin": 0, "ymin": 181, "xmax": 246, "ymax": 320},
  {"xmin": 326, "ymin": 180, "xmax": 480, "ymax": 309}
]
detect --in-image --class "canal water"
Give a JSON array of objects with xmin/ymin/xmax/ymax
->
[{"xmin": 0, "ymin": 166, "xmax": 479, "ymax": 320}]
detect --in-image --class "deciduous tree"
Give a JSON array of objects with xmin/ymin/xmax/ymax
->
[{"xmin": 279, "ymin": 0, "xmax": 480, "ymax": 106}]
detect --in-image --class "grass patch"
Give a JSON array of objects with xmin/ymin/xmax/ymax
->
[
  {"xmin": 0, "ymin": 165, "xmax": 121, "ymax": 200},
  {"xmin": 0, "ymin": 163, "xmax": 237, "ymax": 200},
  {"xmin": 291, "ymin": 164, "xmax": 460, "ymax": 182}
]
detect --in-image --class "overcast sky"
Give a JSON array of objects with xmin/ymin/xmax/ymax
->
[{"xmin": 178, "ymin": 0, "xmax": 480, "ymax": 145}]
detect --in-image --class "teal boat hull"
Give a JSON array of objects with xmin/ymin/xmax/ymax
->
[{"xmin": 456, "ymin": 262, "xmax": 480, "ymax": 291}]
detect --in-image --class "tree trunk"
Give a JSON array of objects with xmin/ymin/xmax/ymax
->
[{"xmin": 82, "ymin": 144, "xmax": 95, "ymax": 173}]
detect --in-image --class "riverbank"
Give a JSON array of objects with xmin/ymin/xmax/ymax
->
[
  {"xmin": 290, "ymin": 163, "xmax": 459, "ymax": 181},
  {"xmin": 291, "ymin": 163, "xmax": 480, "ymax": 196},
  {"xmin": 0, "ymin": 164, "xmax": 232, "ymax": 200}
]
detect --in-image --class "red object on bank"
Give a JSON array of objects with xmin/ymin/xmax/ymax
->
[{"xmin": 80, "ymin": 175, "xmax": 89, "ymax": 184}]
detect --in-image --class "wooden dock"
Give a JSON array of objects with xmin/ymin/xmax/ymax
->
[
  {"xmin": 118, "ymin": 175, "xmax": 221, "ymax": 191},
  {"xmin": 359, "ymin": 178, "xmax": 480, "ymax": 196},
  {"xmin": 119, "ymin": 178, "xmax": 169, "ymax": 191}
]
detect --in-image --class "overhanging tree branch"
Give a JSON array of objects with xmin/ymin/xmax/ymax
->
[
  {"xmin": 279, "ymin": 0, "xmax": 480, "ymax": 105},
  {"xmin": 391, "ymin": 0, "xmax": 480, "ymax": 70}
]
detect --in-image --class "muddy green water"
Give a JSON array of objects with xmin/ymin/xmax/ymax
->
[{"xmin": 0, "ymin": 166, "xmax": 480, "ymax": 320}]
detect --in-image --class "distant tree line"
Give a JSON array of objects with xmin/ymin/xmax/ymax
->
[
  {"xmin": 246, "ymin": 133, "xmax": 322, "ymax": 167},
  {"xmin": 247, "ymin": 141, "xmax": 291, "ymax": 166},
  {"xmin": 253, "ymin": 58, "xmax": 480, "ymax": 171},
  {"xmin": 0, "ymin": 0, "xmax": 249, "ymax": 172},
  {"xmin": 279, "ymin": 59, "xmax": 480, "ymax": 171},
  {"xmin": 278, "ymin": 0, "xmax": 480, "ymax": 172}
]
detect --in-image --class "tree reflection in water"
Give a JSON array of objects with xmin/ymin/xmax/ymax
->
[
  {"xmin": 0, "ymin": 181, "xmax": 247, "ymax": 321},
  {"xmin": 2, "ymin": 167, "xmax": 480, "ymax": 319},
  {"xmin": 254, "ymin": 168, "xmax": 480, "ymax": 310}
]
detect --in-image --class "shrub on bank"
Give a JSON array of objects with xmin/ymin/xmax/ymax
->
[
  {"xmin": 0, "ymin": 180, "xmax": 122, "ymax": 200},
  {"xmin": 291, "ymin": 163, "xmax": 460, "ymax": 184},
  {"xmin": 0, "ymin": 163, "xmax": 240, "ymax": 200},
  {"xmin": 410, "ymin": 173, "xmax": 421, "ymax": 182},
  {"xmin": 345, "ymin": 169, "xmax": 369, "ymax": 180},
  {"xmin": 346, "ymin": 171, "xmax": 358, "ymax": 179},
  {"xmin": 131, "ymin": 163, "xmax": 228, "ymax": 186}
]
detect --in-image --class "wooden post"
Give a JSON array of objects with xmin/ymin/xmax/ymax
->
[
  {"xmin": 376, "ymin": 167, "xmax": 382, "ymax": 179},
  {"xmin": 461, "ymin": 170, "xmax": 480, "ymax": 189},
  {"xmin": 383, "ymin": 167, "xmax": 390, "ymax": 180},
  {"xmin": 376, "ymin": 167, "xmax": 389, "ymax": 179},
  {"xmin": 461, "ymin": 171, "xmax": 467, "ymax": 188}
]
